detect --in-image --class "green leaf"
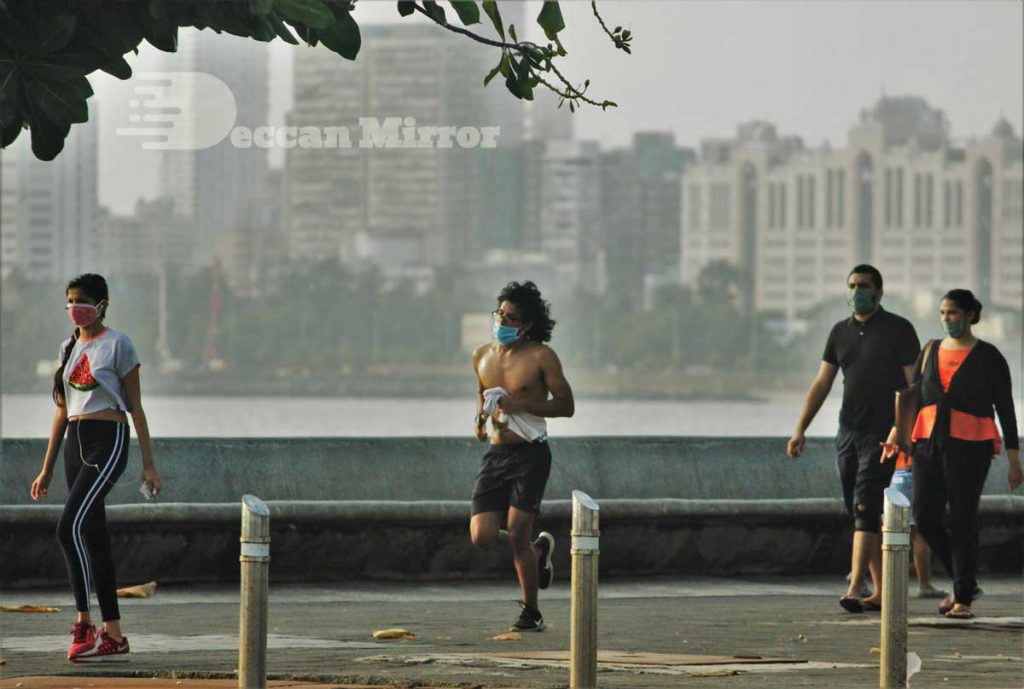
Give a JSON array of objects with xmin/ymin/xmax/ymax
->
[
  {"xmin": 2, "ymin": 119, "xmax": 24, "ymax": 149},
  {"xmin": 64, "ymin": 75, "xmax": 94, "ymax": 102},
  {"xmin": 268, "ymin": 13, "xmax": 300, "ymax": 44},
  {"xmin": 483, "ymin": 52, "xmax": 507, "ymax": 86},
  {"xmin": 521, "ymin": 44, "xmax": 544, "ymax": 68},
  {"xmin": 483, "ymin": 51, "xmax": 507, "ymax": 87},
  {"xmin": 36, "ymin": 15, "xmax": 77, "ymax": 55},
  {"xmin": 504, "ymin": 55, "xmax": 523, "ymax": 99},
  {"xmin": 0, "ymin": 11, "xmax": 34, "ymax": 55},
  {"xmin": 252, "ymin": 17, "xmax": 278, "ymax": 41},
  {"xmin": 483, "ymin": 63, "xmax": 499, "ymax": 85},
  {"xmin": 293, "ymin": 24, "xmax": 319, "ymax": 46},
  {"xmin": 481, "ymin": 0, "xmax": 503, "ymax": 39},
  {"xmin": 197, "ymin": 3, "xmax": 262, "ymax": 38},
  {"xmin": 24, "ymin": 76, "xmax": 88, "ymax": 127},
  {"xmin": 149, "ymin": 0, "xmax": 168, "ymax": 19},
  {"xmin": 276, "ymin": 0, "xmax": 332, "ymax": 29},
  {"xmin": 449, "ymin": 1, "xmax": 480, "ymax": 26},
  {"xmin": 423, "ymin": 1, "xmax": 446, "ymax": 24},
  {"xmin": 513, "ymin": 52, "xmax": 533, "ymax": 100},
  {"xmin": 100, "ymin": 55, "xmax": 132, "ymax": 80},
  {"xmin": 83, "ymin": 11, "xmax": 145, "ymax": 59},
  {"xmin": 28, "ymin": 113, "xmax": 70, "ymax": 161},
  {"xmin": 141, "ymin": 12, "xmax": 179, "ymax": 52},
  {"xmin": 498, "ymin": 48, "xmax": 510, "ymax": 77},
  {"xmin": 250, "ymin": 0, "xmax": 275, "ymax": 15},
  {"xmin": 16, "ymin": 53, "xmax": 98, "ymax": 82},
  {"xmin": 536, "ymin": 1, "xmax": 564, "ymax": 41},
  {"xmin": 316, "ymin": 5, "xmax": 360, "ymax": 60},
  {"xmin": 397, "ymin": 1, "xmax": 415, "ymax": 17},
  {"xmin": 0, "ymin": 62, "xmax": 20, "ymax": 127}
]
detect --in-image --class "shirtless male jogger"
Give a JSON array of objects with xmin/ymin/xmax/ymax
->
[{"xmin": 470, "ymin": 281, "xmax": 575, "ymax": 631}]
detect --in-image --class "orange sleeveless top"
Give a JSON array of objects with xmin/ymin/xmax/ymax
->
[{"xmin": 911, "ymin": 345, "xmax": 1002, "ymax": 453}]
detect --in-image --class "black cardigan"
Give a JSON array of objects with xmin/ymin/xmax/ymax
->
[{"xmin": 916, "ymin": 339, "xmax": 1019, "ymax": 451}]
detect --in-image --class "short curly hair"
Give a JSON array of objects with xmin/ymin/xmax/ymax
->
[{"xmin": 497, "ymin": 281, "xmax": 555, "ymax": 342}]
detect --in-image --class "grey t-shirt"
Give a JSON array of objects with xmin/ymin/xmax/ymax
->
[{"xmin": 61, "ymin": 328, "xmax": 140, "ymax": 417}]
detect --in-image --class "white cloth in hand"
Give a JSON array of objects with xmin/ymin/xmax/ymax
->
[{"xmin": 482, "ymin": 387, "xmax": 548, "ymax": 442}]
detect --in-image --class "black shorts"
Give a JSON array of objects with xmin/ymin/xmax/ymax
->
[
  {"xmin": 836, "ymin": 425, "xmax": 896, "ymax": 533},
  {"xmin": 471, "ymin": 441, "xmax": 552, "ymax": 516}
]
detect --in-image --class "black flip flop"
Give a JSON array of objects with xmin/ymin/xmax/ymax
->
[
  {"xmin": 862, "ymin": 601, "xmax": 882, "ymax": 612},
  {"xmin": 839, "ymin": 596, "xmax": 864, "ymax": 613}
]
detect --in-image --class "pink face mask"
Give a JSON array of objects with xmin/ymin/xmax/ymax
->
[{"xmin": 66, "ymin": 303, "xmax": 102, "ymax": 327}]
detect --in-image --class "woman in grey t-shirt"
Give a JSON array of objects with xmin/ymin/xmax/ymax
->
[{"xmin": 30, "ymin": 273, "xmax": 163, "ymax": 662}]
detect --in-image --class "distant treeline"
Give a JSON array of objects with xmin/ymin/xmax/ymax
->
[{"xmin": 2, "ymin": 261, "xmax": 1020, "ymax": 395}]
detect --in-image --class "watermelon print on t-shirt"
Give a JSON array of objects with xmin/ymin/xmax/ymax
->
[{"xmin": 68, "ymin": 353, "xmax": 99, "ymax": 391}]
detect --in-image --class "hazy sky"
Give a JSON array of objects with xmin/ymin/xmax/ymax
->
[{"xmin": 92, "ymin": 0, "xmax": 1023, "ymax": 214}]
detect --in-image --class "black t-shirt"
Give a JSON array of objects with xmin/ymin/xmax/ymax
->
[{"xmin": 822, "ymin": 307, "xmax": 921, "ymax": 433}]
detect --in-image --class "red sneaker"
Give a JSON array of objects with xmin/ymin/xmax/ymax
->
[
  {"xmin": 67, "ymin": 622, "xmax": 96, "ymax": 660},
  {"xmin": 73, "ymin": 629, "xmax": 131, "ymax": 662}
]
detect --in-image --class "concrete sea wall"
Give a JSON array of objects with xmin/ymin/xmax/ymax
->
[{"xmin": 2, "ymin": 437, "xmax": 1020, "ymax": 586}]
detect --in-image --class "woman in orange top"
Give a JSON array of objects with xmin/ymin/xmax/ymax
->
[{"xmin": 885, "ymin": 289, "xmax": 1021, "ymax": 619}]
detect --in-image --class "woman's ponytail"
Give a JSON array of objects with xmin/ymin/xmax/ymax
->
[{"xmin": 52, "ymin": 330, "xmax": 79, "ymax": 407}]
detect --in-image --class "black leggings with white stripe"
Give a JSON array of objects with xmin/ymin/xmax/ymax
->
[{"xmin": 57, "ymin": 420, "xmax": 129, "ymax": 621}]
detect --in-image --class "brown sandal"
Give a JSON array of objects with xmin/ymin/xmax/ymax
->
[
  {"xmin": 945, "ymin": 606, "xmax": 974, "ymax": 619},
  {"xmin": 938, "ymin": 595, "xmax": 956, "ymax": 615}
]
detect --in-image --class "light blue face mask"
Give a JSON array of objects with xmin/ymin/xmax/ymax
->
[{"xmin": 493, "ymin": 322, "xmax": 521, "ymax": 346}]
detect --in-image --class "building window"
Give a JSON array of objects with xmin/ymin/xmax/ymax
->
[
  {"xmin": 807, "ymin": 175, "xmax": 815, "ymax": 228},
  {"xmin": 796, "ymin": 176, "xmax": 805, "ymax": 228},
  {"xmin": 896, "ymin": 168, "xmax": 904, "ymax": 227},
  {"xmin": 836, "ymin": 169, "xmax": 845, "ymax": 228},
  {"xmin": 943, "ymin": 180, "xmax": 952, "ymax": 227},
  {"xmin": 688, "ymin": 185, "xmax": 702, "ymax": 229},
  {"xmin": 779, "ymin": 182, "xmax": 787, "ymax": 229},
  {"xmin": 913, "ymin": 174, "xmax": 922, "ymax": 228},
  {"xmin": 954, "ymin": 181, "xmax": 963, "ymax": 226},
  {"xmin": 1003, "ymin": 179, "xmax": 1023, "ymax": 220},
  {"xmin": 885, "ymin": 168, "xmax": 893, "ymax": 226},
  {"xmin": 709, "ymin": 183, "xmax": 731, "ymax": 230},
  {"xmin": 825, "ymin": 170, "xmax": 834, "ymax": 228},
  {"xmin": 925, "ymin": 174, "xmax": 934, "ymax": 227},
  {"xmin": 767, "ymin": 182, "xmax": 776, "ymax": 229}
]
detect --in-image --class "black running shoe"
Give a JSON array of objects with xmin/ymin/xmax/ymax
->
[
  {"xmin": 511, "ymin": 602, "xmax": 545, "ymax": 632},
  {"xmin": 533, "ymin": 531, "xmax": 555, "ymax": 590}
]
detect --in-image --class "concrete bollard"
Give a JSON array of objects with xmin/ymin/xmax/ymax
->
[
  {"xmin": 239, "ymin": 495, "xmax": 270, "ymax": 689},
  {"xmin": 880, "ymin": 486, "xmax": 911, "ymax": 689},
  {"xmin": 570, "ymin": 490, "xmax": 600, "ymax": 689}
]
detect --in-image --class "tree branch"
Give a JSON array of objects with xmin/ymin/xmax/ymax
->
[
  {"xmin": 411, "ymin": 4, "xmax": 516, "ymax": 50},
  {"xmin": 590, "ymin": 0, "xmax": 631, "ymax": 53},
  {"xmin": 408, "ymin": 2, "xmax": 616, "ymax": 109}
]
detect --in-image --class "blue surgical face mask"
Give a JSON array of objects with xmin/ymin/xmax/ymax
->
[
  {"xmin": 942, "ymin": 319, "xmax": 965, "ymax": 338},
  {"xmin": 493, "ymin": 321, "xmax": 521, "ymax": 346}
]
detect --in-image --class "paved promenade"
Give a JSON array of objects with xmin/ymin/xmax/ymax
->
[{"xmin": 1, "ymin": 576, "xmax": 1021, "ymax": 688}]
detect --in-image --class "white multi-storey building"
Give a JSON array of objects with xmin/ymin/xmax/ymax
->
[{"xmin": 681, "ymin": 97, "xmax": 1024, "ymax": 320}]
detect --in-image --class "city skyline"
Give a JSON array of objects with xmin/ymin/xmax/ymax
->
[{"xmin": 84, "ymin": 1, "xmax": 1022, "ymax": 214}]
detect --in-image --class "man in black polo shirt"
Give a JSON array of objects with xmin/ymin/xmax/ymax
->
[{"xmin": 787, "ymin": 265, "xmax": 920, "ymax": 612}]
